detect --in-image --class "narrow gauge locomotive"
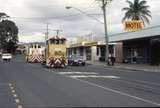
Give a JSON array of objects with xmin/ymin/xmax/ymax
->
[
  {"xmin": 25, "ymin": 43, "xmax": 45, "ymax": 63},
  {"xmin": 42, "ymin": 36, "xmax": 67, "ymax": 68}
]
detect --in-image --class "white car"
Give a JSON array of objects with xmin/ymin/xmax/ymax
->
[{"xmin": 2, "ymin": 53, "xmax": 12, "ymax": 62}]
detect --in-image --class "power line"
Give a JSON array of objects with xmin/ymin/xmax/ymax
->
[
  {"xmin": 9, "ymin": 13, "xmax": 102, "ymax": 21},
  {"xmin": 83, "ymin": 0, "xmax": 97, "ymax": 10}
]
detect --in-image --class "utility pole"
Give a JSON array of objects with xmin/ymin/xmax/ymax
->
[
  {"xmin": 97, "ymin": 0, "xmax": 112, "ymax": 63},
  {"xmin": 53, "ymin": 29, "xmax": 63, "ymax": 37},
  {"xmin": 45, "ymin": 23, "xmax": 50, "ymax": 43}
]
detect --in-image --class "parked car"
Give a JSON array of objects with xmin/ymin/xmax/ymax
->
[
  {"xmin": 2, "ymin": 53, "xmax": 12, "ymax": 62},
  {"xmin": 68, "ymin": 55, "xmax": 85, "ymax": 66}
]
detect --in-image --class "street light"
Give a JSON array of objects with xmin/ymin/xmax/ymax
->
[
  {"xmin": 65, "ymin": 6, "xmax": 72, "ymax": 9},
  {"xmin": 66, "ymin": 1, "xmax": 113, "ymax": 64}
]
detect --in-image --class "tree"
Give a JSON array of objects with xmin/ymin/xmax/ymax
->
[
  {"xmin": 122, "ymin": 0, "xmax": 151, "ymax": 25},
  {"xmin": 0, "ymin": 20, "xmax": 18, "ymax": 53},
  {"xmin": 0, "ymin": 12, "xmax": 9, "ymax": 21}
]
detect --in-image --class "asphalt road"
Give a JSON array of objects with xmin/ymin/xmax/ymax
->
[{"xmin": 0, "ymin": 55, "xmax": 160, "ymax": 107}]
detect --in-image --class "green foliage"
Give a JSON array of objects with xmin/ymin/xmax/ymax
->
[
  {"xmin": 0, "ymin": 12, "xmax": 9, "ymax": 21},
  {"xmin": 122, "ymin": 0, "xmax": 152, "ymax": 25},
  {"xmin": 0, "ymin": 13, "xmax": 18, "ymax": 53}
]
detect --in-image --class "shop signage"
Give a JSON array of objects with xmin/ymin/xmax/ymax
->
[
  {"xmin": 84, "ymin": 41, "xmax": 97, "ymax": 46},
  {"xmin": 124, "ymin": 21, "xmax": 144, "ymax": 31}
]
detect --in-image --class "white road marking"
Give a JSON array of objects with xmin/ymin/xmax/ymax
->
[
  {"xmin": 71, "ymin": 77, "xmax": 160, "ymax": 106},
  {"xmin": 18, "ymin": 105, "xmax": 23, "ymax": 108},
  {"xmin": 8, "ymin": 83, "xmax": 23, "ymax": 108},
  {"xmin": 59, "ymin": 72, "xmax": 98, "ymax": 75},
  {"xmin": 10, "ymin": 86, "xmax": 14, "ymax": 90},
  {"xmin": 13, "ymin": 94, "xmax": 18, "ymax": 98},
  {"xmin": 104, "ymin": 67, "xmax": 160, "ymax": 73},
  {"xmin": 114, "ymin": 79, "xmax": 160, "ymax": 91},
  {"xmin": 104, "ymin": 67, "xmax": 160, "ymax": 86},
  {"xmin": 9, "ymin": 83, "xmax": 12, "ymax": 87},
  {"xmin": 132, "ymin": 79, "xmax": 160, "ymax": 87},
  {"xmin": 43, "ymin": 68, "xmax": 160, "ymax": 106},
  {"xmin": 15, "ymin": 99, "xmax": 20, "ymax": 103},
  {"xmin": 70, "ymin": 75, "xmax": 120, "ymax": 79},
  {"xmin": 12, "ymin": 90, "xmax": 16, "ymax": 93},
  {"xmin": 104, "ymin": 67, "xmax": 136, "ymax": 72}
]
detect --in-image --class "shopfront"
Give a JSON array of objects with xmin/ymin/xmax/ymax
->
[
  {"xmin": 123, "ymin": 38, "xmax": 150, "ymax": 63},
  {"xmin": 109, "ymin": 25, "xmax": 160, "ymax": 65},
  {"xmin": 67, "ymin": 41, "xmax": 117, "ymax": 62}
]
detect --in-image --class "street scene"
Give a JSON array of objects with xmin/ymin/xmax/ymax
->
[
  {"xmin": 0, "ymin": 55, "xmax": 160, "ymax": 107},
  {"xmin": 0, "ymin": 0, "xmax": 160, "ymax": 107}
]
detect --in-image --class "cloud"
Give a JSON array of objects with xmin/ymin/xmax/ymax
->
[{"xmin": 0, "ymin": 0, "xmax": 159, "ymax": 43}]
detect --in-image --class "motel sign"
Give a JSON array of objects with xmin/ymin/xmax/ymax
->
[{"xmin": 124, "ymin": 21, "xmax": 144, "ymax": 31}]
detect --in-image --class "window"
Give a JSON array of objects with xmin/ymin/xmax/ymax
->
[
  {"xmin": 74, "ymin": 48, "xmax": 76, "ymax": 55},
  {"xmin": 59, "ymin": 40, "xmax": 63, "ymax": 44},
  {"xmin": 80, "ymin": 48, "xmax": 83, "ymax": 56},
  {"xmin": 55, "ymin": 40, "xmax": 59, "ymax": 44},
  {"xmin": 50, "ymin": 40, "xmax": 55, "ymax": 44},
  {"xmin": 97, "ymin": 47, "xmax": 99, "ymax": 56}
]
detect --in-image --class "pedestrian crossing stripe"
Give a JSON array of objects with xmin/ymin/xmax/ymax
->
[
  {"xmin": 58, "ymin": 72, "xmax": 98, "ymax": 75},
  {"xmin": 57, "ymin": 72, "xmax": 120, "ymax": 79},
  {"xmin": 69, "ymin": 75, "xmax": 120, "ymax": 79}
]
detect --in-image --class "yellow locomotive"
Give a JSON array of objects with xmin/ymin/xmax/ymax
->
[
  {"xmin": 25, "ymin": 43, "xmax": 45, "ymax": 63},
  {"xmin": 43, "ymin": 36, "xmax": 67, "ymax": 68}
]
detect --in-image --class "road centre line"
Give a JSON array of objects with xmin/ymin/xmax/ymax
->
[
  {"xmin": 69, "ymin": 75, "xmax": 120, "ymax": 79},
  {"xmin": 72, "ymin": 77, "xmax": 160, "ymax": 106},
  {"xmin": 58, "ymin": 72, "xmax": 98, "ymax": 75},
  {"xmin": 130, "ymin": 79, "xmax": 160, "ymax": 87},
  {"xmin": 103, "ymin": 67, "xmax": 160, "ymax": 87},
  {"xmin": 10, "ymin": 86, "xmax": 14, "ymax": 90},
  {"xmin": 113, "ymin": 78, "xmax": 160, "ymax": 91},
  {"xmin": 39, "ymin": 67, "xmax": 160, "ymax": 106},
  {"xmin": 104, "ymin": 66, "xmax": 160, "ymax": 73},
  {"xmin": 104, "ymin": 67, "xmax": 138, "ymax": 72},
  {"xmin": 45, "ymin": 68, "xmax": 160, "ymax": 89},
  {"xmin": 18, "ymin": 105, "xmax": 23, "ymax": 108},
  {"xmin": 7, "ymin": 82, "xmax": 24, "ymax": 108},
  {"xmin": 13, "ymin": 94, "xmax": 18, "ymax": 98},
  {"xmin": 15, "ymin": 99, "xmax": 20, "ymax": 103},
  {"xmin": 58, "ymin": 70, "xmax": 160, "ymax": 91},
  {"xmin": 47, "ymin": 69, "xmax": 160, "ymax": 106},
  {"xmin": 8, "ymin": 83, "xmax": 12, "ymax": 87},
  {"xmin": 11, "ymin": 90, "xmax": 16, "ymax": 93}
]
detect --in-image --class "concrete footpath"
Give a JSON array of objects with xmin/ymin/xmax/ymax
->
[{"xmin": 86, "ymin": 61, "xmax": 160, "ymax": 73}]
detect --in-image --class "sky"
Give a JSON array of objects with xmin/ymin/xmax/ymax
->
[{"xmin": 0, "ymin": 0, "xmax": 160, "ymax": 43}]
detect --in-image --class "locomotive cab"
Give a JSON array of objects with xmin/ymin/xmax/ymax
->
[{"xmin": 44, "ymin": 36, "xmax": 67, "ymax": 68}]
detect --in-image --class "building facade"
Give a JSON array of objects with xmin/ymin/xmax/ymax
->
[
  {"xmin": 67, "ymin": 41, "xmax": 118, "ymax": 62},
  {"xmin": 109, "ymin": 25, "xmax": 160, "ymax": 65}
]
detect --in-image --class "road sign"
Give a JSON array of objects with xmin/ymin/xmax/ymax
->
[{"xmin": 124, "ymin": 20, "xmax": 144, "ymax": 31}]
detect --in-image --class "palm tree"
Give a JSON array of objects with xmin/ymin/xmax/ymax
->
[
  {"xmin": 0, "ymin": 12, "xmax": 9, "ymax": 21},
  {"xmin": 122, "ymin": 0, "xmax": 151, "ymax": 25}
]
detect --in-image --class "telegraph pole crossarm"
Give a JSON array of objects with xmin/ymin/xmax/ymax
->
[{"xmin": 53, "ymin": 29, "xmax": 63, "ymax": 37}]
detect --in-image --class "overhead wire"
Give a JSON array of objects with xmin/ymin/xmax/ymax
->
[{"xmin": 9, "ymin": 13, "xmax": 102, "ymax": 22}]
